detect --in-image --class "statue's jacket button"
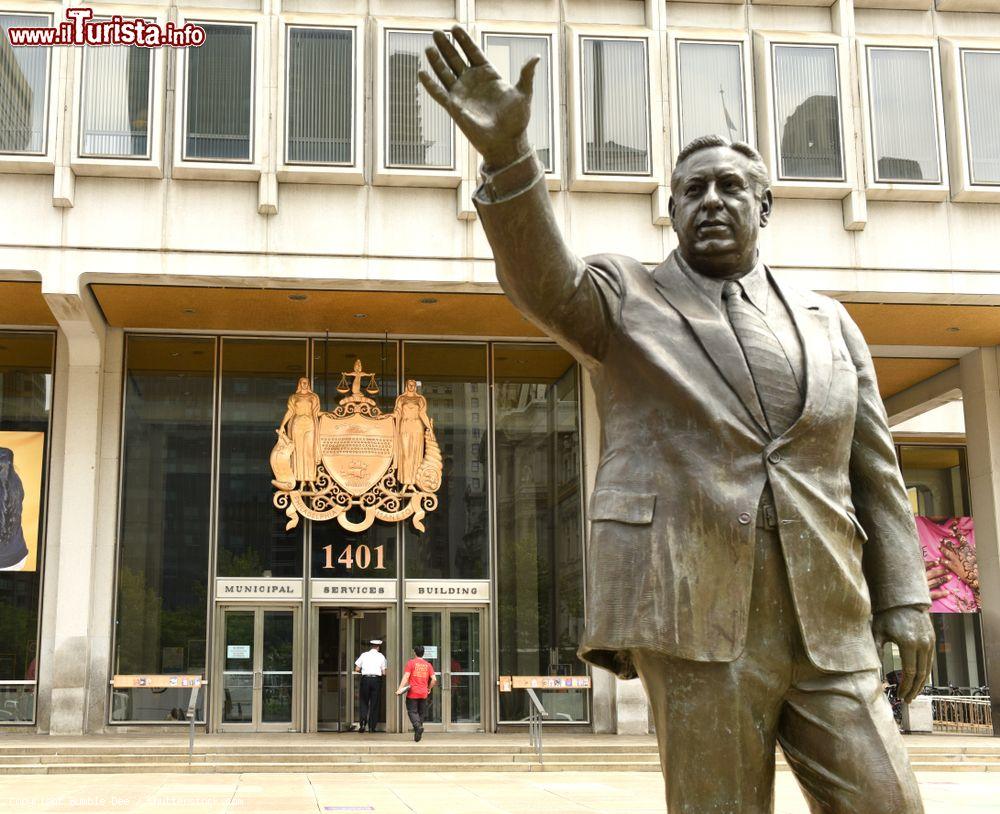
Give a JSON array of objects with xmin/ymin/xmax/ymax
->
[
  {"xmin": 738, "ymin": 512, "xmax": 752, "ymax": 525},
  {"xmin": 767, "ymin": 452, "xmax": 781, "ymax": 464}
]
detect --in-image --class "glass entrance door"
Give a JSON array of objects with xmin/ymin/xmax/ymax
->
[
  {"xmin": 218, "ymin": 606, "xmax": 299, "ymax": 731},
  {"xmin": 315, "ymin": 608, "xmax": 390, "ymax": 732},
  {"xmin": 406, "ymin": 607, "xmax": 484, "ymax": 732}
]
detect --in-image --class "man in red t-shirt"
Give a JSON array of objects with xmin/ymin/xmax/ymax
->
[{"xmin": 396, "ymin": 645, "xmax": 437, "ymax": 742}]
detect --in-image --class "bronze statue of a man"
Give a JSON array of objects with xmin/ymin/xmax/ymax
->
[{"xmin": 420, "ymin": 26, "xmax": 934, "ymax": 813}]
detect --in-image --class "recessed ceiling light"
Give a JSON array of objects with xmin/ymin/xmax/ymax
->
[
  {"xmin": 353, "ymin": 313, "xmax": 368, "ymax": 319},
  {"xmin": 946, "ymin": 326, "xmax": 960, "ymax": 333},
  {"xmin": 289, "ymin": 294, "xmax": 308, "ymax": 301},
  {"xmin": 419, "ymin": 297, "xmax": 438, "ymax": 304},
  {"xmin": 182, "ymin": 308, "xmax": 196, "ymax": 315},
  {"xmin": 170, "ymin": 352, "xmax": 180, "ymax": 358}
]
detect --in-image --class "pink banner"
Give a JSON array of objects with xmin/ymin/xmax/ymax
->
[{"xmin": 916, "ymin": 516, "xmax": 980, "ymax": 613}]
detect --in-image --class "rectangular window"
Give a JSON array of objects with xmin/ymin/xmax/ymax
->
[
  {"xmin": 114, "ymin": 336, "xmax": 214, "ymax": 722},
  {"xmin": 285, "ymin": 26, "xmax": 354, "ymax": 165},
  {"xmin": 867, "ymin": 47, "xmax": 940, "ymax": 184},
  {"xmin": 772, "ymin": 43, "xmax": 844, "ymax": 181},
  {"xmin": 184, "ymin": 23, "xmax": 253, "ymax": 162},
  {"xmin": 385, "ymin": 30, "xmax": 453, "ymax": 169},
  {"xmin": 0, "ymin": 13, "xmax": 51, "ymax": 154},
  {"xmin": 79, "ymin": 37, "xmax": 153, "ymax": 159},
  {"xmin": 581, "ymin": 37, "xmax": 650, "ymax": 175},
  {"xmin": 484, "ymin": 33, "xmax": 554, "ymax": 172},
  {"xmin": 0, "ymin": 332, "xmax": 54, "ymax": 724},
  {"xmin": 677, "ymin": 40, "xmax": 746, "ymax": 148},
  {"xmin": 961, "ymin": 49, "xmax": 1000, "ymax": 185}
]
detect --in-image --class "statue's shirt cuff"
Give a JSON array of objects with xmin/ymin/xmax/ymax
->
[{"xmin": 475, "ymin": 151, "xmax": 545, "ymax": 204}]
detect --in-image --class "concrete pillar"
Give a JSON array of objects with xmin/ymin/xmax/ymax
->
[
  {"xmin": 959, "ymin": 348, "xmax": 1000, "ymax": 736},
  {"xmin": 37, "ymin": 288, "xmax": 106, "ymax": 735}
]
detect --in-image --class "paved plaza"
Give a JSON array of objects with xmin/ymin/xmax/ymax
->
[{"xmin": 0, "ymin": 769, "xmax": 998, "ymax": 813}]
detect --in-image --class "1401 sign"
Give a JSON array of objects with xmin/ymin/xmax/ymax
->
[{"xmin": 322, "ymin": 543, "xmax": 387, "ymax": 571}]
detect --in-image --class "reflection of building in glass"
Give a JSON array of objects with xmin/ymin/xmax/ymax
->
[
  {"xmin": 780, "ymin": 94, "xmax": 842, "ymax": 179},
  {"xmin": 0, "ymin": 33, "xmax": 33, "ymax": 153},
  {"xmin": 877, "ymin": 156, "xmax": 922, "ymax": 181},
  {"xmin": 388, "ymin": 51, "xmax": 428, "ymax": 166}
]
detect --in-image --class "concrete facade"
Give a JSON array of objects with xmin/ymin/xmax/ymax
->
[{"xmin": 0, "ymin": 0, "xmax": 998, "ymax": 736}]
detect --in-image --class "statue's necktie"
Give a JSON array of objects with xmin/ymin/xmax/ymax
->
[{"xmin": 722, "ymin": 280, "xmax": 803, "ymax": 437}]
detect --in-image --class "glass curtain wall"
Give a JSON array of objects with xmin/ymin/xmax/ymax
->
[
  {"xmin": 495, "ymin": 346, "xmax": 586, "ymax": 722},
  {"xmin": 311, "ymin": 340, "xmax": 399, "ymax": 579},
  {"xmin": 114, "ymin": 336, "xmax": 214, "ymax": 722},
  {"xmin": 898, "ymin": 445, "xmax": 986, "ymax": 690},
  {"xmin": 0, "ymin": 333, "xmax": 54, "ymax": 723},
  {"xmin": 217, "ymin": 339, "xmax": 307, "ymax": 578},
  {"xmin": 112, "ymin": 336, "xmax": 588, "ymax": 725},
  {"xmin": 403, "ymin": 343, "xmax": 489, "ymax": 580}
]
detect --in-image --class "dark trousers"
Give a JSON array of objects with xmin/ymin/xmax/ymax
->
[
  {"xmin": 406, "ymin": 696, "xmax": 427, "ymax": 731},
  {"xmin": 358, "ymin": 675, "xmax": 382, "ymax": 732},
  {"xmin": 634, "ymin": 521, "xmax": 923, "ymax": 814}
]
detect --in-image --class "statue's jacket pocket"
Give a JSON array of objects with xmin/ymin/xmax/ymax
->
[{"xmin": 588, "ymin": 488, "xmax": 656, "ymax": 525}]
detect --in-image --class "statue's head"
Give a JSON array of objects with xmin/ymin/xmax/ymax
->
[
  {"xmin": 405, "ymin": 379, "xmax": 417, "ymax": 393},
  {"xmin": 353, "ymin": 359, "xmax": 363, "ymax": 372},
  {"xmin": 297, "ymin": 377, "xmax": 310, "ymax": 392},
  {"xmin": 668, "ymin": 136, "xmax": 772, "ymax": 279}
]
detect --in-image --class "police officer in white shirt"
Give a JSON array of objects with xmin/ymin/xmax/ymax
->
[{"xmin": 354, "ymin": 639, "xmax": 387, "ymax": 733}]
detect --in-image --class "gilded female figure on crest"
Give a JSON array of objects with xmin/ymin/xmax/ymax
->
[
  {"xmin": 279, "ymin": 377, "xmax": 321, "ymax": 487},
  {"xmin": 393, "ymin": 379, "xmax": 432, "ymax": 486}
]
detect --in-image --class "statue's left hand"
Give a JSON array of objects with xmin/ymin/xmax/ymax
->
[{"xmin": 872, "ymin": 606, "xmax": 935, "ymax": 704}]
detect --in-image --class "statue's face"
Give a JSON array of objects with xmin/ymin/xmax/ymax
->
[
  {"xmin": 297, "ymin": 377, "xmax": 310, "ymax": 392},
  {"xmin": 406, "ymin": 380, "xmax": 417, "ymax": 393},
  {"xmin": 669, "ymin": 147, "xmax": 772, "ymax": 279}
]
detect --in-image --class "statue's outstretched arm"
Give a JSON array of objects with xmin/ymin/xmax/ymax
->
[{"xmin": 421, "ymin": 26, "xmax": 619, "ymax": 365}]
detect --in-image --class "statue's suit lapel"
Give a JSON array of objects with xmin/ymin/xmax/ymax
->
[{"xmin": 651, "ymin": 254, "xmax": 770, "ymax": 437}]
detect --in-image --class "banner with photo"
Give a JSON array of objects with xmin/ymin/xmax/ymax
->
[
  {"xmin": 0, "ymin": 431, "xmax": 45, "ymax": 573},
  {"xmin": 916, "ymin": 516, "xmax": 979, "ymax": 613}
]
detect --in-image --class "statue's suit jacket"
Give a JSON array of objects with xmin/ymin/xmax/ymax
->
[{"xmin": 475, "ymin": 162, "xmax": 930, "ymax": 679}]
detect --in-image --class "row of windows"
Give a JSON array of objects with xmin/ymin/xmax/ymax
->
[{"xmin": 2, "ymin": 14, "xmax": 999, "ymax": 192}]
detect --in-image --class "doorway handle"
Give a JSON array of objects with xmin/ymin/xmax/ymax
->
[
  {"xmin": 253, "ymin": 671, "xmax": 262, "ymax": 690},
  {"xmin": 443, "ymin": 672, "xmax": 451, "ymax": 691}
]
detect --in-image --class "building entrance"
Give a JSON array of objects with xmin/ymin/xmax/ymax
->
[
  {"xmin": 405, "ymin": 607, "xmax": 485, "ymax": 732},
  {"xmin": 313, "ymin": 606, "xmax": 392, "ymax": 732},
  {"xmin": 216, "ymin": 605, "xmax": 301, "ymax": 732}
]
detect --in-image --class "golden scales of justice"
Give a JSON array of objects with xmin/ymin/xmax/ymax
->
[{"xmin": 270, "ymin": 360, "xmax": 442, "ymax": 532}]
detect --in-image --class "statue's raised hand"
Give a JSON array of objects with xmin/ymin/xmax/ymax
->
[{"xmin": 418, "ymin": 26, "xmax": 539, "ymax": 170}]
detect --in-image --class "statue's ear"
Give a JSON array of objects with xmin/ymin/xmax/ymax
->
[
  {"xmin": 759, "ymin": 189, "xmax": 773, "ymax": 227},
  {"xmin": 667, "ymin": 195, "xmax": 676, "ymax": 222}
]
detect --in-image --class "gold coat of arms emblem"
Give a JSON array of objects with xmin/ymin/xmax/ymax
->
[{"xmin": 270, "ymin": 360, "xmax": 442, "ymax": 532}]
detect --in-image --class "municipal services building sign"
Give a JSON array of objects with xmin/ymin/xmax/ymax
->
[{"xmin": 270, "ymin": 360, "xmax": 442, "ymax": 532}]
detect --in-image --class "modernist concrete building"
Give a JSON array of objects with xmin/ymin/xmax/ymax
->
[{"xmin": 0, "ymin": 0, "xmax": 997, "ymax": 737}]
